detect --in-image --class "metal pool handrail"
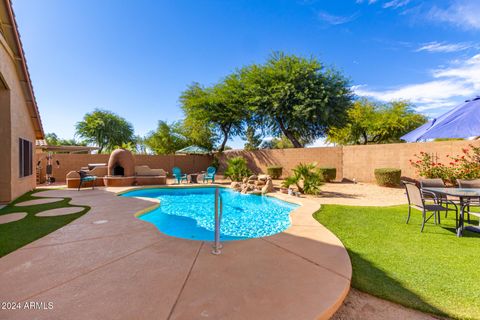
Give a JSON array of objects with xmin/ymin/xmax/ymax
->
[{"xmin": 212, "ymin": 187, "xmax": 223, "ymax": 255}]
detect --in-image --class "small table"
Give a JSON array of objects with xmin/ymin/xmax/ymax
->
[
  {"xmin": 423, "ymin": 187, "xmax": 480, "ymax": 237},
  {"xmin": 188, "ymin": 173, "xmax": 199, "ymax": 184}
]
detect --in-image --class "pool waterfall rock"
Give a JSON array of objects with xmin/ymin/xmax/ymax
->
[{"xmin": 231, "ymin": 175, "xmax": 274, "ymax": 195}]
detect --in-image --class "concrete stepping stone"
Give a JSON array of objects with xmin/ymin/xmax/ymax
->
[
  {"xmin": 0, "ymin": 212, "xmax": 28, "ymax": 224},
  {"xmin": 36, "ymin": 207, "xmax": 84, "ymax": 217},
  {"xmin": 16, "ymin": 198, "xmax": 64, "ymax": 207}
]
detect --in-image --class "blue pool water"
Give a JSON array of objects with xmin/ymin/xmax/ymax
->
[{"xmin": 121, "ymin": 187, "xmax": 298, "ymax": 241}]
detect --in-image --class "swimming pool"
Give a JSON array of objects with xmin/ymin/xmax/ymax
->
[{"xmin": 121, "ymin": 187, "xmax": 298, "ymax": 241}]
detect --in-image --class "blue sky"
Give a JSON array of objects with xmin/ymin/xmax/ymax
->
[{"xmin": 13, "ymin": 0, "xmax": 480, "ymax": 149}]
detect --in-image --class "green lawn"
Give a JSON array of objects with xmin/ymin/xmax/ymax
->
[
  {"xmin": 314, "ymin": 204, "xmax": 480, "ymax": 320},
  {"xmin": 0, "ymin": 190, "xmax": 89, "ymax": 257}
]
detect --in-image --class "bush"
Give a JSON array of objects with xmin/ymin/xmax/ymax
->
[
  {"xmin": 282, "ymin": 163, "xmax": 324, "ymax": 195},
  {"xmin": 374, "ymin": 168, "xmax": 401, "ymax": 187},
  {"xmin": 318, "ymin": 167, "xmax": 336, "ymax": 182},
  {"xmin": 224, "ymin": 157, "xmax": 251, "ymax": 182},
  {"xmin": 267, "ymin": 166, "xmax": 283, "ymax": 179}
]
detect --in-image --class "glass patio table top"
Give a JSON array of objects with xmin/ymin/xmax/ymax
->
[{"xmin": 422, "ymin": 188, "xmax": 480, "ymax": 197}]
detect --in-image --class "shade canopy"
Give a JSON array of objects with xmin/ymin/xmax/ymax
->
[
  {"xmin": 401, "ymin": 96, "xmax": 480, "ymax": 142},
  {"xmin": 175, "ymin": 145, "xmax": 211, "ymax": 155}
]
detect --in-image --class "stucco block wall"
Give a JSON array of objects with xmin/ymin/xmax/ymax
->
[
  {"xmin": 218, "ymin": 140, "xmax": 480, "ymax": 183},
  {"xmin": 219, "ymin": 147, "xmax": 343, "ymax": 179},
  {"xmin": 35, "ymin": 153, "xmax": 213, "ymax": 182},
  {"xmin": 0, "ymin": 32, "xmax": 36, "ymax": 203},
  {"xmin": 342, "ymin": 140, "xmax": 480, "ymax": 182}
]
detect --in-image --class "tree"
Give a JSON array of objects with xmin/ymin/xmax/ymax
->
[
  {"xmin": 242, "ymin": 52, "xmax": 353, "ymax": 148},
  {"xmin": 327, "ymin": 99, "xmax": 427, "ymax": 145},
  {"xmin": 181, "ymin": 74, "xmax": 248, "ymax": 152},
  {"xmin": 45, "ymin": 132, "xmax": 86, "ymax": 146},
  {"xmin": 75, "ymin": 109, "xmax": 135, "ymax": 153},
  {"xmin": 244, "ymin": 126, "xmax": 262, "ymax": 151},
  {"xmin": 144, "ymin": 121, "xmax": 189, "ymax": 155},
  {"xmin": 260, "ymin": 134, "xmax": 310, "ymax": 149}
]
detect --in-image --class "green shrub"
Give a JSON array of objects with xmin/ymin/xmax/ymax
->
[
  {"xmin": 374, "ymin": 168, "xmax": 401, "ymax": 187},
  {"xmin": 267, "ymin": 166, "xmax": 283, "ymax": 179},
  {"xmin": 318, "ymin": 167, "xmax": 336, "ymax": 182},
  {"xmin": 224, "ymin": 157, "xmax": 251, "ymax": 182},
  {"xmin": 282, "ymin": 163, "xmax": 324, "ymax": 195}
]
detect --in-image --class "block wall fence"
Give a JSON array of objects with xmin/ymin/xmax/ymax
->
[
  {"xmin": 218, "ymin": 140, "xmax": 480, "ymax": 183},
  {"xmin": 35, "ymin": 140, "xmax": 480, "ymax": 184},
  {"xmin": 35, "ymin": 153, "xmax": 213, "ymax": 183}
]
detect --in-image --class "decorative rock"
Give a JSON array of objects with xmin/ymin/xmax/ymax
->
[
  {"xmin": 16, "ymin": 198, "xmax": 63, "ymax": 207},
  {"xmin": 36, "ymin": 207, "xmax": 84, "ymax": 217},
  {"xmin": 242, "ymin": 177, "xmax": 248, "ymax": 183},
  {"xmin": 258, "ymin": 174, "xmax": 269, "ymax": 181},
  {"xmin": 231, "ymin": 182, "xmax": 241, "ymax": 189},
  {"xmin": 0, "ymin": 212, "xmax": 27, "ymax": 224},
  {"xmin": 255, "ymin": 180, "xmax": 266, "ymax": 187},
  {"xmin": 249, "ymin": 190, "xmax": 262, "ymax": 195},
  {"xmin": 248, "ymin": 175, "xmax": 258, "ymax": 181},
  {"xmin": 264, "ymin": 178, "xmax": 274, "ymax": 193},
  {"xmin": 247, "ymin": 180, "xmax": 256, "ymax": 185}
]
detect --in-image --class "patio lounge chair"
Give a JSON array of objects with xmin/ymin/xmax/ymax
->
[
  {"xmin": 203, "ymin": 166, "xmax": 216, "ymax": 184},
  {"xmin": 403, "ymin": 181, "xmax": 458, "ymax": 232},
  {"xmin": 77, "ymin": 170, "xmax": 97, "ymax": 191},
  {"xmin": 172, "ymin": 167, "xmax": 188, "ymax": 184},
  {"xmin": 456, "ymin": 179, "xmax": 480, "ymax": 223}
]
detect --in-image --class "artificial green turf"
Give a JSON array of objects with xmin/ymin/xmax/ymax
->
[
  {"xmin": 0, "ymin": 190, "xmax": 89, "ymax": 257},
  {"xmin": 314, "ymin": 204, "xmax": 480, "ymax": 320}
]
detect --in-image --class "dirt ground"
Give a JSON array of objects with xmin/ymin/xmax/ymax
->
[{"xmin": 332, "ymin": 289, "xmax": 444, "ymax": 320}]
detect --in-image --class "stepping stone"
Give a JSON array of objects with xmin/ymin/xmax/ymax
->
[
  {"xmin": 36, "ymin": 207, "xmax": 84, "ymax": 217},
  {"xmin": 0, "ymin": 212, "xmax": 28, "ymax": 224},
  {"xmin": 16, "ymin": 198, "xmax": 64, "ymax": 207}
]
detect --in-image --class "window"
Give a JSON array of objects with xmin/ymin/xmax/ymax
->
[{"xmin": 19, "ymin": 138, "xmax": 32, "ymax": 177}]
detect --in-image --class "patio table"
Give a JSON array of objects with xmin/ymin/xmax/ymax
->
[{"xmin": 423, "ymin": 187, "xmax": 480, "ymax": 237}]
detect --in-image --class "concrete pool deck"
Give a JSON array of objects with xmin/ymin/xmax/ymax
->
[{"xmin": 0, "ymin": 186, "xmax": 351, "ymax": 320}]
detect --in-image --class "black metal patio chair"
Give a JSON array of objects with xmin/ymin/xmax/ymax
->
[{"xmin": 403, "ymin": 181, "xmax": 458, "ymax": 232}]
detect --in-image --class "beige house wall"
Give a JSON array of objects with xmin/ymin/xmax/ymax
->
[
  {"xmin": 219, "ymin": 140, "xmax": 480, "ymax": 183},
  {"xmin": 35, "ymin": 153, "xmax": 214, "ymax": 182},
  {"xmin": 0, "ymin": 74, "xmax": 11, "ymax": 202},
  {"xmin": 0, "ymin": 31, "xmax": 36, "ymax": 203}
]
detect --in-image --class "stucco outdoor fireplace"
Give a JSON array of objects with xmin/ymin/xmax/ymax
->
[{"xmin": 103, "ymin": 148, "xmax": 136, "ymax": 187}]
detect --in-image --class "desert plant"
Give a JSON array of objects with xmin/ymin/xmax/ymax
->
[
  {"xmin": 267, "ymin": 166, "xmax": 283, "ymax": 179},
  {"xmin": 224, "ymin": 157, "xmax": 251, "ymax": 182},
  {"xmin": 374, "ymin": 168, "xmax": 401, "ymax": 187},
  {"xmin": 318, "ymin": 167, "xmax": 336, "ymax": 182},
  {"xmin": 282, "ymin": 163, "xmax": 323, "ymax": 195}
]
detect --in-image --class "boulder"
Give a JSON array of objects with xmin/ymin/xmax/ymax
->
[
  {"xmin": 265, "ymin": 178, "xmax": 274, "ymax": 193},
  {"xmin": 255, "ymin": 180, "xmax": 266, "ymax": 187},
  {"xmin": 248, "ymin": 175, "xmax": 258, "ymax": 181},
  {"xmin": 258, "ymin": 174, "xmax": 269, "ymax": 181}
]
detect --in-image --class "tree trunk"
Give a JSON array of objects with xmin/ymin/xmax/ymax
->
[
  {"xmin": 218, "ymin": 125, "xmax": 231, "ymax": 152},
  {"xmin": 277, "ymin": 118, "xmax": 302, "ymax": 148}
]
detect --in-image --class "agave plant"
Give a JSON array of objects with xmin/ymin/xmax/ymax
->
[{"xmin": 282, "ymin": 163, "xmax": 323, "ymax": 195}]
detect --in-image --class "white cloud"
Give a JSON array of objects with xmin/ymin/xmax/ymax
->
[
  {"xmin": 356, "ymin": 0, "xmax": 409, "ymax": 8},
  {"xmin": 383, "ymin": 0, "xmax": 411, "ymax": 9},
  {"xmin": 416, "ymin": 41, "xmax": 473, "ymax": 53},
  {"xmin": 354, "ymin": 53, "xmax": 480, "ymax": 115},
  {"xmin": 356, "ymin": 0, "xmax": 378, "ymax": 4},
  {"xmin": 428, "ymin": 0, "xmax": 480, "ymax": 30},
  {"xmin": 317, "ymin": 11, "xmax": 358, "ymax": 25}
]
